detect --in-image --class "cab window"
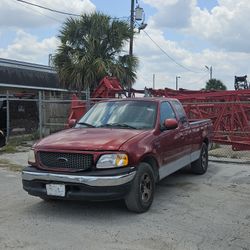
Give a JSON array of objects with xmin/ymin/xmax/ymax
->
[
  {"xmin": 172, "ymin": 101, "xmax": 188, "ymax": 125},
  {"xmin": 160, "ymin": 102, "xmax": 176, "ymax": 126}
]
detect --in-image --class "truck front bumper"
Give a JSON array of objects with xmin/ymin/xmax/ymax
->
[{"xmin": 22, "ymin": 166, "xmax": 136, "ymax": 201}]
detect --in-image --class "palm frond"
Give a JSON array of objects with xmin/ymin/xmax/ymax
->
[{"xmin": 53, "ymin": 12, "xmax": 139, "ymax": 91}]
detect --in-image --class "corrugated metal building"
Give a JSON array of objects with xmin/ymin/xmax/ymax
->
[
  {"xmin": 0, "ymin": 58, "xmax": 69, "ymax": 135},
  {"xmin": 0, "ymin": 57, "xmax": 61, "ymax": 93}
]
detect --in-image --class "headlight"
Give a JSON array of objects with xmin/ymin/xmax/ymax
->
[
  {"xmin": 96, "ymin": 154, "xmax": 128, "ymax": 169},
  {"xmin": 28, "ymin": 149, "xmax": 36, "ymax": 164}
]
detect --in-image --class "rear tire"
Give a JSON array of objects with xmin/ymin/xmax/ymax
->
[
  {"xmin": 125, "ymin": 163, "xmax": 155, "ymax": 213},
  {"xmin": 191, "ymin": 143, "xmax": 208, "ymax": 175}
]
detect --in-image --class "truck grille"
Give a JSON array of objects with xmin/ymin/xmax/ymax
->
[{"xmin": 38, "ymin": 151, "xmax": 93, "ymax": 170}]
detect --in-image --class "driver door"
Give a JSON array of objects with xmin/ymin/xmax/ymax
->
[{"xmin": 155, "ymin": 101, "xmax": 188, "ymax": 180}]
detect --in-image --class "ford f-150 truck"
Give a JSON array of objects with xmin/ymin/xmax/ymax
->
[{"xmin": 22, "ymin": 98, "xmax": 213, "ymax": 212}]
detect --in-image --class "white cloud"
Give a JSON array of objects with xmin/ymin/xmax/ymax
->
[
  {"xmin": 0, "ymin": 0, "xmax": 96, "ymax": 28},
  {"xmin": 133, "ymin": 26, "xmax": 250, "ymax": 90},
  {"xmin": 0, "ymin": 30, "xmax": 59, "ymax": 64},
  {"xmin": 1, "ymin": 0, "xmax": 250, "ymax": 92},
  {"xmin": 143, "ymin": 0, "xmax": 195, "ymax": 29},
  {"xmin": 143, "ymin": 0, "xmax": 250, "ymax": 53},
  {"xmin": 0, "ymin": 0, "xmax": 96, "ymax": 63},
  {"xmin": 133, "ymin": 0, "xmax": 250, "ymax": 91},
  {"xmin": 189, "ymin": 0, "xmax": 250, "ymax": 52}
]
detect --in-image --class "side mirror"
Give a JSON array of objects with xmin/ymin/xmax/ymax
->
[
  {"xmin": 68, "ymin": 119, "xmax": 77, "ymax": 128},
  {"xmin": 163, "ymin": 118, "xmax": 178, "ymax": 130}
]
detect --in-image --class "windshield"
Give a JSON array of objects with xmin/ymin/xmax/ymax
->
[{"xmin": 76, "ymin": 100, "xmax": 157, "ymax": 130}]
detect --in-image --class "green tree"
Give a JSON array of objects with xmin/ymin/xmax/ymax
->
[
  {"xmin": 53, "ymin": 12, "xmax": 138, "ymax": 92},
  {"xmin": 205, "ymin": 78, "xmax": 227, "ymax": 90}
]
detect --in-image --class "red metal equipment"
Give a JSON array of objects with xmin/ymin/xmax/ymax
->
[
  {"xmin": 68, "ymin": 94, "xmax": 86, "ymax": 123},
  {"xmin": 68, "ymin": 77, "xmax": 250, "ymax": 151},
  {"xmin": 145, "ymin": 88, "xmax": 250, "ymax": 151},
  {"xmin": 91, "ymin": 76, "xmax": 123, "ymax": 98},
  {"xmin": 182, "ymin": 91, "xmax": 250, "ymax": 151},
  {"xmin": 68, "ymin": 76, "xmax": 124, "ymax": 122}
]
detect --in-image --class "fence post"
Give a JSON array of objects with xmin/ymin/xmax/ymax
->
[
  {"xmin": 42, "ymin": 91, "xmax": 46, "ymax": 135},
  {"xmin": 38, "ymin": 91, "xmax": 42, "ymax": 139},
  {"xmin": 6, "ymin": 90, "xmax": 10, "ymax": 142}
]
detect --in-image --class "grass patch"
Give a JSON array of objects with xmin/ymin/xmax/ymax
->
[
  {"xmin": 208, "ymin": 154, "xmax": 227, "ymax": 158},
  {"xmin": 0, "ymin": 132, "xmax": 38, "ymax": 153},
  {"xmin": 211, "ymin": 143, "xmax": 221, "ymax": 150},
  {"xmin": 231, "ymin": 154, "xmax": 240, "ymax": 159},
  {"xmin": 0, "ymin": 159, "xmax": 23, "ymax": 172},
  {"xmin": 1, "ymin": 144, "xmax": 17, "ymax": 153},
  {"xmin": 8, "ymin": 133, "xmax": 38, "ymax": 146}
]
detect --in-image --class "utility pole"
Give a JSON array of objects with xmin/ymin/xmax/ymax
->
[
  {"xmin": 176, "ymin": 76, "xmax": 180, "ymax": 90},
  {"xmin": 128, "ymin": 0, "xmax": 135, "ymax": 97},
  {"xmin": 48, "ymin": 54, "xmax": 53, "ymax": 67},
  {"xmin": 153, "ymin": 74, "xmax": 155, "ymax": 89},
  {"xmin": 129, "ymin": 0, "xmax": 135, "ymax": 57},
  {"xmin": 205, "ymin": 65, "xmax": 213, "ymax": 80},
  {"xmin": 209, "ymin": 66, "xmax": 213, "ymax": 80}
]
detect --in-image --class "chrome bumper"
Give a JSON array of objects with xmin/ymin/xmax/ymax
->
[{"xmin": 22, "ymin": 170, "xmax": 136, "ymax": 187}]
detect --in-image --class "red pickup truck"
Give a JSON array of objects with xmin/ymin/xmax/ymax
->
[{"xmin": 22, "ymin": 98, "xmax": 213, "ymax": 212}]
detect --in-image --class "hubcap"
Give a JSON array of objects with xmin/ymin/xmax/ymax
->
[{"xmin": 140, "ymin": 173, "xmax": 152, "ymax": 203}]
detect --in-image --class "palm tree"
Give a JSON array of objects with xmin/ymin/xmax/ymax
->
[{"xmin": 53, "ymin": 12, "xmax": 139, "ymax": 92}]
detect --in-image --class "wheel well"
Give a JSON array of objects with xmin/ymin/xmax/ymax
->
[{"xmin": 141, "ymin": 156, "xmax": 159, "ymax": 182}]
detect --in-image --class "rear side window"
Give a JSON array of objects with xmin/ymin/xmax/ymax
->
[
  {"xmin": 160, "ymin": 102, "xmax": 176, "ymax": 125},
  {"xmin": 172, "ymin": 101, "xmax": 188, "ymax": 124}
]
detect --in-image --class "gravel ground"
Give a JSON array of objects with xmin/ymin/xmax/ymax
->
[
  {"xmin": 0, "ymin": 151, "xmax": 28, "ymax": 166},
  {"xmin": 0, "ymin": 154, "xmax": 250, "ymax": 250}
]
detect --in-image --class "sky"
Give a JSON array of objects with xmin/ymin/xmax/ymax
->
[{"xmin": 0, "ymin": 0, "xmax": 250, "ymax": 90}]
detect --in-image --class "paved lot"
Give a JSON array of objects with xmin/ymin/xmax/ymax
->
[{"xmin": 0, "ymin": 160, "xmax": 250, "ymax": 250}]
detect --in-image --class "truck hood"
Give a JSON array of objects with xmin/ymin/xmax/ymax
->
[{"xmin": 35, "ymin": 128, "xmax": 146, "ymax": 151}]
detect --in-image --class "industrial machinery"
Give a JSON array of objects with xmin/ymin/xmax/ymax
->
[
  {"xmin": 234, "ymin": 75, "xmax": 249, "ymax": 90},
  {"xmin": 69, "ymin": 77, "xmax": 250, "ymax": 151}
]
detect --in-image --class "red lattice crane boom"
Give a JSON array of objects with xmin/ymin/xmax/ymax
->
[{"xmin": 68, "ymin": 77, "xmax": 250, "ymax": 151}]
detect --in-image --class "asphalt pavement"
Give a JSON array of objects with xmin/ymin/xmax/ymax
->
[{"xmin": 0, "ymin": 160, "xmax": 250, "ymax": 250}]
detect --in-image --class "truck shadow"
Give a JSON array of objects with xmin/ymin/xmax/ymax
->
[{"xmin": 23, "ymin": 163, "xmax": 218, "ymax": 220}]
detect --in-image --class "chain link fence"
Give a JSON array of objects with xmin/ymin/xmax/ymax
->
[
  {"xmin": 1, "ymin": 93, "xmax": 249, "ymax": 160},
  {"xmin": 0, "ymin": 90, "xmax": 89, "ymax": 141},
  {"xmin": 209, "ymin": 144, "xmax": 250, "ymax": 161}
]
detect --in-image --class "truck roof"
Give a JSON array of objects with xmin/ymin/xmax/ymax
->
[{"xmin": 98, "ymin": 97, "xmax": 178, "ymax": 103}]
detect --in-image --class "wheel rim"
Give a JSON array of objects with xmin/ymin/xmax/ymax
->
[
  {"xmin": 201, "ymin": 147, "xmax": 207, "ymax": 170},
  {"xmin": 140, "ymin": 173, "xmax": 152, "ymax": 203}
]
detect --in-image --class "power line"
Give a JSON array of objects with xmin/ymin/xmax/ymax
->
[
  {"xmin": 192, "ymin": 73, "xmax": 209, "ymax": 85},
  {"xmin": 16, "ymin": 0, "xmax": 129, "ymax": 20},
  {"xmin": 137, "ymin": 72, "xmax": 150, "ymax": 84},
  {"xmin": 16, "ymin": 0, "xmax": 81, "ymax": 17},
  {"xmin": 141, "ymin": 28, "xmax": 205, "ymax": 74},
  {"xmin": 15, "ymin": 0, "xmax": 205, "ymax": 75},
  {"xmin": 14, "ymin": 0, "xmax": 62, "ymax": 23}
]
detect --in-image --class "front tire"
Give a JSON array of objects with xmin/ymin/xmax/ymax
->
[
  {"xmin": 191, "ymin": 143, "xmax": 208, "ymax": 175},
  {"xmin": 125, "ymin": 163, "xmax": 155, "ymax": 213}
]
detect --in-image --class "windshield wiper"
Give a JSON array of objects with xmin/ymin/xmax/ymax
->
[
  {"xmin": 77, "ymin": 122, "xmax": 96, "ymax": 128},
  {"xmin": 98, "ymin": 123, "xmax": 137, "ymax": 129}
]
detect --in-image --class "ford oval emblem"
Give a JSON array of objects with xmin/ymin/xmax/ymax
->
[{"xmin": 57, "ymin": 157, "xmax": 68, "ymax": 163}]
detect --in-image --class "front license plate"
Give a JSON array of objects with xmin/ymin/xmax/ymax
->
[{"xmin": 46, "ymin": 184, "xmax": 65, "ymax": 197}]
